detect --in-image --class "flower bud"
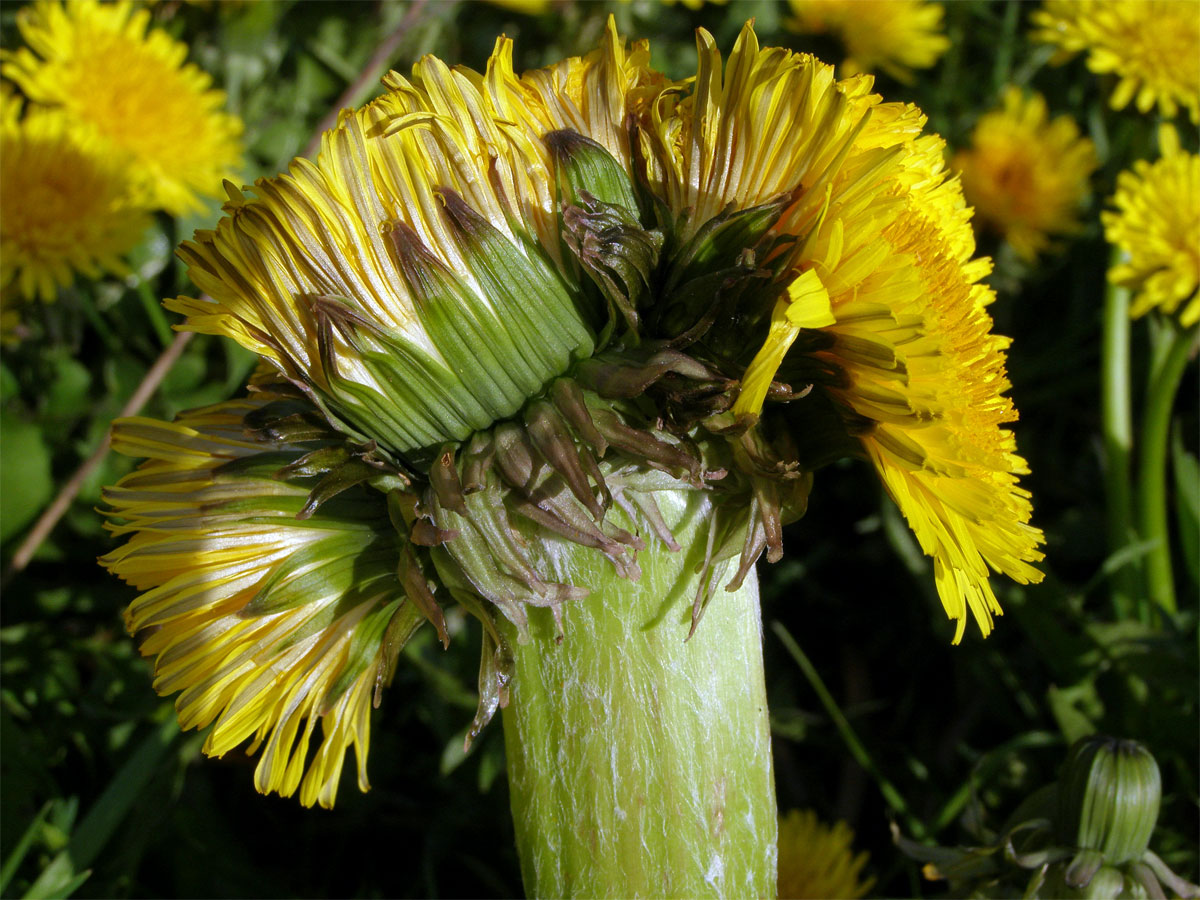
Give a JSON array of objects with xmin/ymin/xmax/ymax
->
[{"xmin": 1056, "ymin": 736, "xmax": 1161, "ymax": 865}]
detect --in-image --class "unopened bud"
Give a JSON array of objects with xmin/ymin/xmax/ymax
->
[{"xmin": 1056, "ymin": 736, "xmax": 1161, "ymax": 865}]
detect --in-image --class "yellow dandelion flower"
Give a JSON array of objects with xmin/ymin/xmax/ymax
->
[
  {"xmin": 785, "ymin": 0, "xmax": 949, "ymax": 83},
  {"xmin": 953, "ymin": 87, "xmax": 1098, "ymax": 261},
  {"xmin": 637, "ymin": 24, "xmax": 1044, "ymax": 640},
  {"xmin": 1031, "ymin": 0, "xmax": 1200, "ymax": 123},
  {"xmin": 2, "ymin": 0, "xmax": 243, "ymax": 214},
  {"xmin": 778, "ymin": 809, "xmax": 874, "ymax": 899},
  {"xmin": 106, "ymin": 19, "xmax": 1047, "ymax": 811},
  {"xmin": 1, "ymin": 96, "xmax": 150, "ymax": 304},
  {"xmin": 101, "ymin": 389, "xmax": 430, "ymax": 809},
  {"xmin": 1103, "ymin": 126, "xmax": 1200, "ymax": 326}
]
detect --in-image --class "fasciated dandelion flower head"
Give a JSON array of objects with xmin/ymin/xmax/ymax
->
[
  {"xmin": 777, "ymin": 809, "xmax": 874, "ymax": 899},
  {"xmin": 785, "ymin": 0, "xmax": 949, "ymax": 83},
  {"xmin": 1031, "ymin": 0, "xmax": 1200, "ymax": 123},
  {"xmin": 103, "ymin": 19, "xmax": 1044, "ymax": 807},
  {"xmin": 953, "ymin": 87, "xmax": 1099, "ymax": 261},
  {"xmin": 1102, "ymin": 126, "xmax": 1200, "ymax": 326},
  {"xmin": 2, "ymin": 0, "xmax": 243, "ymax": 214},
  {"xmin": 0, "ymin": 89, "xmax": 150, "ymax": 304}
]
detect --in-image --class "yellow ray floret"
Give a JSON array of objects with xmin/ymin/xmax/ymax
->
[
  {"xmin": 636, "ymin": 23, "xmax": 1044, "ymax": 639},
  {"xmin": 734, "ymin": 268, "xmax": 835, "ymax": 418},
  {"xmin": 100, "ymin": 394, "xmax": 424, "ymax": 808},
  {"xmin": 1031, "ymin": 0, "xmax": 1200, "ymax": 123},
  {"xmin": 0, "ymin": 98, "xmax": 150, "ymax": 304},
  {"xmin": 2, "ymin": 0, "xmax": 243, "ymax": 213},
  {"xmin": 1102, "ymin": 126, "xmax": 1200, "ymax": 326},
  {"xmin": 785, "ymin": 0, "xmax": 950, "ymax": 83},
  {"xmin": 954, "ymin": 87, "xmax": 1098, "ymax": 261}
]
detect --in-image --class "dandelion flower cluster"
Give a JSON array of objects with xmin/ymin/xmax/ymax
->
[
  {"xmin": 0, "ymin": 90, "xmax": 150, "ymax": 304},
  {"xmin": 785, "ymin": 0, "xmax": 949, "ymax": 82},
  {"xmin": 2, "ymin": 0, "xmax": 243, "ymax": 215},
  {"xmin": 777, "ymin": 809, "xmax": 874, "ymax": 899},
  {"xmin": 1031, "ymin": 0, "xmax": 1200, "ymax": 123},
  {"xmin": 1103, "ymin": 126, "xmax": 1200, "ymax": 326},
  {"xmin": 103, "ymin": 20, "xmax": 1044, "ymax": 806},
  {"xmin": 953, "ymin": 87, "xmax": 1099, "ymax": 261}
]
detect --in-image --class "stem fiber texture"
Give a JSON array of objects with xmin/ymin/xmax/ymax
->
[{"xmin": 500, "ymin": 490, "xmax": 777, "ymax": 899}]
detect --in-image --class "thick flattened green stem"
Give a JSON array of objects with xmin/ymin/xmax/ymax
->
[{"xmin": 499, "ymin": 489, "xmax": 777, "ymax": 899}]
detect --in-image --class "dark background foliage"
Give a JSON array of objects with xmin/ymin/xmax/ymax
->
[{"xmin": 1, "ymin": 1, "xmax": 1196, "ymax": 897}]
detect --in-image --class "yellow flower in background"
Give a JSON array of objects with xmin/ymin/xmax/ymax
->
[
  {"xmin": 1103, "ymin": 126, "xmax": 1200, "ymax": 326},
  {"xmin": 2, "ymin": 0, "xmax": 243, "ymax": 214},
  {"xmin": 0, "ymin": 93, "xmax": 150, "ymax": 304},
  {"xmin": 777, "ymin": 809, "xmax": 874, "ymax": 899},
  {"xmin": 785, "ymin": 0, "xmax": 949, "ymax": 82},
  {"xmin": 484, "ymin": 0, "xmax": 551, "ymax": 14},
  {"xmin": 1031, "ymin": 0, "xmax": 1200, "ymax": 123},
  {"xmin": 953, "ymin": 88, "xmax": 1098, "ymax": 261},
  {"xmin": 101, "ymin": 390, "xmax": 428, "ymax": 809}
]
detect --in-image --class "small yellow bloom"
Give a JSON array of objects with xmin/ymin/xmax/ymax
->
[
  {"xmin": 785, "ymin": 0, "xmax": 949, "ymax": 83},
  {"xmin": 2, "ymin": 0, "xmax": 243, "ymax": 214},
  {"xmin": 953, "ymin": 87, "xmax": 1099, "ymax": 261},
  {"xmin": 778, "ymin": 809, "xmax": 874, "ymax": 899},
  {"xmin": 0, "ymin": 95, "xmax": 150, "ymax": 304},
  {"xmin": 1031, "ymin": 0, "xmax": 1200, "ymax": 123},
  {"xmin": 1103, "ymin": 126, "xmax": 1200, "ymax": 326}
]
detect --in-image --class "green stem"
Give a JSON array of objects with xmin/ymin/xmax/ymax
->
[
  {"xmin": 1136, "ymin": 317, "xmax": 1198, "ymax": 617},
  {"xmin": 770, "ymin": 621, "xmax": 923, "ymax": 841},
  {"xmin": 1101, "ymin": 261, "xmax": 1137, "ymax": 617},
  {"xmin": 499, "ymin": 491, "xmax": 777, "ymax": 899}
]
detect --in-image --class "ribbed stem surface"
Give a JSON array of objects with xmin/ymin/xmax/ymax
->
[{"xmin": 499, "ymin": 490, "xmax": 777, "ymax": 899}]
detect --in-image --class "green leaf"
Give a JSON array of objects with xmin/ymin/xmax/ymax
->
[
  {"xmin": 22, "ymin": 716, "xmax": 178, "ymax": 900},
  {"xmin": 1, "ymin": 362, "xmax": 19, "ymax": 404},
  {"xmin": 0, "ymin": 415, "xmax": 53, "ymax": 544},
  {"xmin": 1047, "ymin": 681, "xmax": 1102, "ymax": 745},
  {"xmin": 1171, "ymin": 429, "xmax": 1199, "ymax": 589},
  {"xmin": 0, "ymin": 801, "xmax": 52, "ymax": 895},
  {"xmin": 42, "ymin": 354, "xmax": 92, "ymax": 422}
]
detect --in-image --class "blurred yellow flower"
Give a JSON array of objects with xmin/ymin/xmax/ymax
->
[
  {"xmin": 484, "ymin": 0, "xmax": 551, "ymax": 13},
  {"xmin": 1031, "ymin": 0, "xmax": 1200, "ymax": 123},
  {"xmin": 953, "ymin": 87, "xmax": 1098, "ymax": 261},
  {"xmin": 785, "ymin": 0, "xmax": 949, "ymax": 82},
  {"xmin": 1103, "ymin": 126, "xmax": 1200, "ymax": 326},
  {"xmin": 777, "ymin": 809, "xmax": 874, "ymax": 899},
  {"xmin": 0, "ymin": 95, "xmax": 150, "ymax": 304},
  {"xmin": 2, "ymin": 0, "xmax": 243, "ymax": 214}
]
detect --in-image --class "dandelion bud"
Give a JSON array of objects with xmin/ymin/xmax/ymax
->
[{"xmin": 1056, "ymin": 735, "xmax": 1162, "ymax": 865}]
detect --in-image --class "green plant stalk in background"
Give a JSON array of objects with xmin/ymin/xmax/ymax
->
[
  {"xmin": 1137, "ymin": 317, "xmax": 1199, "ymax": 618},
  {"xmin": 499, "ymin": 490, "xmax": 777, "ymax": 898},
  {"xmin": 1101, "ymin": 256, "xmax": 1137, "ymax": 618}
]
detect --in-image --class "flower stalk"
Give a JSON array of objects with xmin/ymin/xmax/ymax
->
[
  {"xmin": 1101, "ymin": 252, "xmax": 1137, "ymax": 618},
  {"xmin": 1136, "ymin": 316, "xmax": 1198, "ymax": 617},
  {"xmin": 499, "ymin": 491, "xmax": 777, "ymax": 899}
]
